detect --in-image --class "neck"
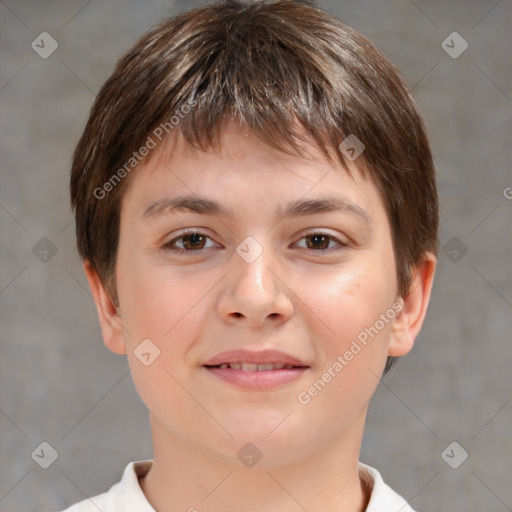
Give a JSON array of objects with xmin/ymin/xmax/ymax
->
[{"xmin": 140, "ymin": 412, "xmax": 371, "ymax": 512}]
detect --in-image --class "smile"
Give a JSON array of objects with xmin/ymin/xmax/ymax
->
[
  {"xmin": 204, "ymin": 364, "xmax": 309, "ymax": 389},
  {"xmin": 207, "ymin": 362, "xmax": 299, "ymax": 371}
]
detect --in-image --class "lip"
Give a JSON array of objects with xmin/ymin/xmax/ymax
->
[
  {"xmin": 203, "ymin": 348, "xmax": 309, "ymax": 367},
  {"xmin": 203, "ymin": 349, "xmax": 310, "ymax": 389},
  {"xmin": 204, "ymin": 366, "xmax": 308, "ymax": 389}
]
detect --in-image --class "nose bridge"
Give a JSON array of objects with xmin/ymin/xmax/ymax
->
[
  {"xmin": 235, "ymin": 238, "xmax": 278, "ymax": 301},
  {"xmin": 219, "ymin": 235, "xmax": 293, "ymax": 326}
]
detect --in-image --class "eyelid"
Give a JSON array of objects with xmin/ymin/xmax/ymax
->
[
  {"xmin": 162, "ymin": 228, "xmax": 220, "ymax": 251},
  {"xmin": 293, "ymin": 229, "xmax": 350, "ymax": 251}
]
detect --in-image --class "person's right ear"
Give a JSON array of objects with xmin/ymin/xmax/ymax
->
[{"xmin": 83, "ymin": 260, "xmax": 127, "ymax": 355}]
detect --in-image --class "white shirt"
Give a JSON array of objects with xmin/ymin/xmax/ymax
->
[{"xmin": 58, "ymin": 460, "xmax": 417, "ymax": 512}]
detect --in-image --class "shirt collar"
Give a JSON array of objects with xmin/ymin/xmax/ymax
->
[
  {"xmin": 359, "ymin": 462, "xmax": 416, "ymax": 511},
  {"xmin": 115, "ymin": 460, "xmax": 155, "ymax": 511},
  {"xmin": 113, "ymin": 460, "xmax": 416, "ymax": 512}
]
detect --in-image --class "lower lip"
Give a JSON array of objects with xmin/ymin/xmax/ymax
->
[{"xmin": 204, "ymin": 366, "xmax": 308, "ymax": 389}]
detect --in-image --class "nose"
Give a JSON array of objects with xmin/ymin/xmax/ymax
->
[{"xmin": 217, "ymin": 241, "xmax": 294, "ymax": 329}]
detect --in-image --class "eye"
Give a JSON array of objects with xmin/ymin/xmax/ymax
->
[
  {"xmin": 162, "ymin": 230, "xmax": 218, "ymax": 253},
  {"xmin": 162, "ymin": 230, "xmax": 348, "ymax": 255},
  {"xmin": 295, "ymin": 232, "xmax": 348, "ymax": 252}
]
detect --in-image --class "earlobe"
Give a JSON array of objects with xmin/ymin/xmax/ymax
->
[
  {"xmin": 82, "ymin": 260, "xmax": 127, "ymax": 355},
  {"xmin": 388, "ymin": 253, "xmax": 437, "ymax": 357}
]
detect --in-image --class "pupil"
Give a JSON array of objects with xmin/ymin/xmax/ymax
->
[
  {"xmin": 308, "ymin": 234, "xmax": 329, "ymax": 250},
  {"xmin": 185, "ymin": 233, "xmax": 204, "ymax": 249}
]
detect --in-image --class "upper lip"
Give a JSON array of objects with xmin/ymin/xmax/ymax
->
[{"xmin": 203, "ymin": 349, "xmax": 309, "ymax": 367}]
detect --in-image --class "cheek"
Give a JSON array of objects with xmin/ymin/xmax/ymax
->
[
  {"xmin": 302, "ymin": 260, "xmax": 395, "ymax": 343},
  {"xmin": 117, "ymin": 263, "xmax": 200, "ymax": 423},
  {"xmin": 116, "ymin": 257, "xmax": 220, "ymax": 387},
  {"xmin": 116, "ymin": 252, "xmax": 196, "ymax": 340},
  {"xmin": 295, "ymin": 269, "xmax": 394, "ymax": 423}
]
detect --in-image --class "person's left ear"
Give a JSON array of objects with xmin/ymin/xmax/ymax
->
[{"xmin": 388, "ymin": 252, "xmax": 437, "ymax": 357}]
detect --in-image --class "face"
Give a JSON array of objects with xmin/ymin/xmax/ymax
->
[{"xmin": 97, "ymin": 123, "xmax": 422, "ymax": 468}]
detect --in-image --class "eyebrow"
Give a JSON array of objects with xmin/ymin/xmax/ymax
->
[{"xmin": 140, "ymin": 195, "xmax": 372, "ymax": 224}]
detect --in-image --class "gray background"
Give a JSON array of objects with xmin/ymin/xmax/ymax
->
[{"xmin": 1, "ymin": 0, "xmax": 511, "ymax": 511}]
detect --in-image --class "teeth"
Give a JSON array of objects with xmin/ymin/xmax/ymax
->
[
  {"xmin": 257, "ymin": 363, "xmax": 276, "ymax": 371},
  {"xmin": 216, "ymin": 362, "xmax": 297, "ymax": 371}
]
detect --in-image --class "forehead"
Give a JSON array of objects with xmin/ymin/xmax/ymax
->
[{"xmin": 119, "ymin": 124, "xmax": 386, "ymax": 227}]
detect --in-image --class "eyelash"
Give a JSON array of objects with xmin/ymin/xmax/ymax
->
[{"xmin": 162, "ymin": 229, "xmax": 348, "ymax": 255}]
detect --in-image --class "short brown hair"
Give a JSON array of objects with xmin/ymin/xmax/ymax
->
[{"xmin": 70, "ymin": 0, "xmax": 438, "ymax": 373}]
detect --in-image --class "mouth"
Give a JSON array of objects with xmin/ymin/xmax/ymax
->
[
  {"xmin": 202, "ymin": 349, "xmax": 310, "ymax": 389},
  {"xmin": 204, "ymin": 362, "xmax": 306, "ymax": 371},
  {"xmin": 203, "ymin": 348, "xmax": 309, "ymax": 367}
]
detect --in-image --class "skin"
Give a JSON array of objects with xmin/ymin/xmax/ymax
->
[{"xmin": 85, "ymin": 121, "xmax": 436, "ymax": 512}]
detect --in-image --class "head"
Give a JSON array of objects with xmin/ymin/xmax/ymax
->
[{"xmin": 71, "ymin": 0, "xmax": 437, "ymax": 466}]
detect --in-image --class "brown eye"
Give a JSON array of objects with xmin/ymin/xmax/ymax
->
[
  {"xmin": 163, "ymin": 231, "xmax": 217, "ymax": 253},
  {"xmin": 178, "ymin": 233, "xmax": 206, "ymax": 250},
  {"xmin": 304, "ymin": 234, "xmax": 331, "ymax": 250},
  {"xmin": 296, "ymin": 232, "xmax": 348, "ymax": 252}
]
